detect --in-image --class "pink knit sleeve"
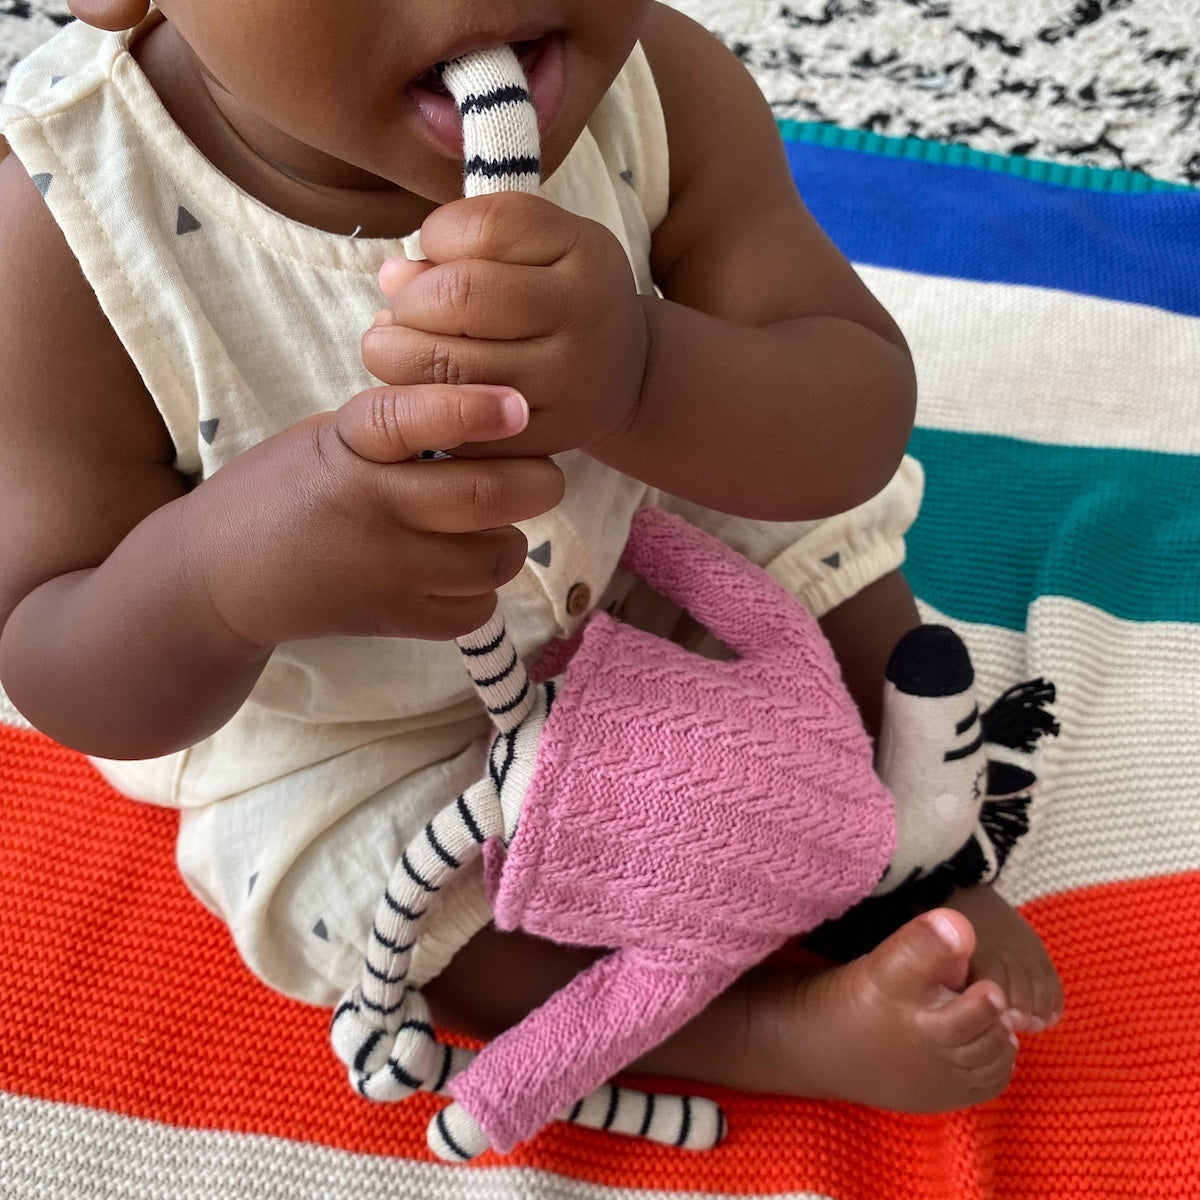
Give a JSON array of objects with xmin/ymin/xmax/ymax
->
[{"xmin": 449, "ymin": 946, "xmax": 744, "ymax": 1154}]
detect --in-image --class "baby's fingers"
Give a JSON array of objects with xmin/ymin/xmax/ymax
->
[
  {"xmin": 381, "ymin": 457, "xmax": 565, "ymax": 535},
  {"xmin": 335, "ymin": 384, "xmax": 528, "ymax": 464}
]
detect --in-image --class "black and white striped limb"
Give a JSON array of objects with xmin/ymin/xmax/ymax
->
[
  {"xmin": 440, "ymin": 45, "xmax": 541, "ymax": 198},
  {"xmin": 335, "ymin": 44, "xmax": 729, "ymax": 1162},
  {"xmin": 430, "ymin": 1086, "xmax": 724, "ymax": 1162}
]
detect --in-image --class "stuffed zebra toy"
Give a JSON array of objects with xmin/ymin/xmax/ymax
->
[{"xmin": 330, "ymin": 46, "xmax": 1058, "ymax": 1162}]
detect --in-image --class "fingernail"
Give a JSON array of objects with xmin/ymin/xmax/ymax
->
[{"xmin": 500, "ymin": 390, "xmax": 529, "ymax": 432}]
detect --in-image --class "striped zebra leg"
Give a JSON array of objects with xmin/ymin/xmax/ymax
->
[
  {"xmin": 559, "ymin": 1084, "xmax": 726, "ymax": 1152},
  {"xmin": 427, "ymin": 1086, "xmax": 727, "ymax": 1162},
  {"xmin": 330, "ymin": 777, "xmax": 505, "ymax": 1100}
]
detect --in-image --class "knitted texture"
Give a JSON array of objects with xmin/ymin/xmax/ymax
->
[{"xmin": 452, "ymin": 507, "xmax": 896, "ymax": 1152}]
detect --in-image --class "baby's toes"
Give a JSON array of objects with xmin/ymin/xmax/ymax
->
[
  {"xmin": 1026, "ymin": 958, "xmax": 1065, "ymax": 1032},
  {"xmin": 916, "ymin": 980, "xmax": 1016, "ymax": 1105},
  {"xmin": 951, "ymin": 1024, "xmax": 1018, "ymax": 1102},
  {"xmin": 917, "ymin": 977, "xmax": 1007, "ymax": 1051}
]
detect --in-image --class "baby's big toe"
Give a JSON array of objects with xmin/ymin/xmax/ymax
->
[{"xmin": 866, "ymin": 909, "xmax": 977, "ymax": 1005}]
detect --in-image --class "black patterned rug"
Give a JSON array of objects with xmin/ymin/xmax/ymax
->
[{"xmin": 3, "ymin": 0, "xmax": 1198, "ymax": 185}]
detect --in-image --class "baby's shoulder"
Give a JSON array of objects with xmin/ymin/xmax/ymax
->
[
  {"xmin": 0, "ymin": 151, "xmax": 154, "ymax": 457},
  {"xmin": 0, "ymin": 151, "xmax": 104, "ymax": 349}
]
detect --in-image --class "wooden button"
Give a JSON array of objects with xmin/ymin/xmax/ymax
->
[{"xmin": 565, "ymin": 582, "xmax": 592, "ymax": 617}]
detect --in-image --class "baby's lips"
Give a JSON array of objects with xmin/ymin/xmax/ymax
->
[{"xmin": 378, "ymin": 256, "xmax": 430, "ymax": 300}]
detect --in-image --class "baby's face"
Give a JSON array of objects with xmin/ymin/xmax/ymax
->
[{"xmin": 154, "ymin": 0, "xmax": 653, "ymax": 200}]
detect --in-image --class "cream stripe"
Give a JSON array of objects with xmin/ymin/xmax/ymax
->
[
  {"xmin": 917, "ymin": 596, "xmax": 1200, "ymax": 907},
  {"xmin": 857, "ymin": 265, "xmax": 1200, "ymax": 455},
  {"xmin": 0, "ymin": 1093, "xmax": 836, "ymax": 1200},
  {"xmin": 0, "ymin": 685, "xmax": 31, "ymax": 731}
]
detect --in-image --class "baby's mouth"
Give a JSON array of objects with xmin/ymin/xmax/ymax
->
[
  {"xmin": 412, "ymin": 37, "xmax": 550, "ymax": 97},
  {"xmin": 407, "ymin": 34, "xmax": 565, "ymax": 155}
]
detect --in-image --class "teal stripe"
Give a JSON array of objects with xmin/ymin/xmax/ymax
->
[
  {"xmin": 906, "ymin": 428, "xmax": 1200, "ymax": 630},
  {"xmin": 776, "ymin": 120, "xmax": 1197, "ymax": 195}
]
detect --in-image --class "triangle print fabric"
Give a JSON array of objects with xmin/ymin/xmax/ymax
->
[{"xmin": 2, "ymin": 131, "xmax": 1200, "ymax": 1200}]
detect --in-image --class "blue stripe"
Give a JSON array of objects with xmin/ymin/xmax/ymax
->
[
  {"xmin": 784, "ymin": 137, "xmax": 1200, "ymax": 316},
  {"xmin": 906, "ymin": 427, "xmax": 1200, "ymax": 630}
]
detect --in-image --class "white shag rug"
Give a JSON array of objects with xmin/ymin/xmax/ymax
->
[{"xmin": 3, "ymin": 1, "xmax": 1199, "ymax": 184}]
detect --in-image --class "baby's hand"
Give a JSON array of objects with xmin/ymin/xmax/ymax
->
[
  {"xmin": 363, "ymin": 193, "xmax": 649, "ymax": 458},
  {"xmin": 183, "ymin": 384, "xmax": 564, "ymax": 648}
]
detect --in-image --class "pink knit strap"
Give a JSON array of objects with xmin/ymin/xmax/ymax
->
[{"xmin": 619, "ymin": 507, "xmax": 821, "ymax": 661}]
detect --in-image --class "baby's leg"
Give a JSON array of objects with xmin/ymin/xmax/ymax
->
[{"xmin": 428, "ymin": 912, "xmax": 1016, "ymax": 1112}]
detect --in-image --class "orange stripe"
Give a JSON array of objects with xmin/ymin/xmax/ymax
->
[{"xmin": 2, "ymin": 724, "xmax": 1198, "ymax": 1197}]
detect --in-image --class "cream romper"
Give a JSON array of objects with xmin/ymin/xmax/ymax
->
[{"xmin": 2, "ymin": 16, "xmax": 923, "ymax": 1006}]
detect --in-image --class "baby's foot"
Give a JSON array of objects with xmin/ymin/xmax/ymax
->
[
  {"xmin": 945, "ymin": 884, "xmax": 1064, "ymax": 1033},
  {"xmin": 753, "ymin": 908, "xmax": 1017, "ymax": 1112}
]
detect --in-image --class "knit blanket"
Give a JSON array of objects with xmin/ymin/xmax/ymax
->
[{"xmin": 4, "ymin": 8, "xmax": 1200, "ymax": 1200}]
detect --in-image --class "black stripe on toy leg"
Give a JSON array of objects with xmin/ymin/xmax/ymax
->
[
  {"xmin": 459, "ymin": 84, "xmax": 532, "ymax": 114},
  {"xmin": 459, "ymin": 625, "xmax": 508, "ymax": 656},
  {"xmin": 352, "ymin": 1029, "xmax": 385, "ymax": 1074},
  {"xmin": 435, "ymin": 1108, "xmax": 471, "ymax": 1160},
  {"xmin": 456, "ymin": 794, "xmax": 486, "ymax": 843},
  {"xmin": 425, "ymin": 822, "xmax": 461, "ymax": 869},
  {"xmin": 487, "ymin": 676, "xmax": 530, "ymax": 717},
  {"xmin": 602, "ymin": 1085, "xmax": 620, "ymax": 1130},
  {"xmin": 463, "ymin": 154, "xmax": 540, "ymax": 180},
  {"xmin": 472, "ymin": 647, "xmax": 520, "ymax": 689},
  {"xmin": 489, "ymin": 729, "xmax": 517, "ymax": 793},
  {"xmin": 431, "ymin": 1044, "xmax": 455, "ymax": 1094},
  {"xmin": 401, "ymin": 848, "xmax": 440, "ymax": 892},
  {"xmin": 387, "ymin": 1058, "xmax": 425, "ymax": 1092},
  {"xmin": 675, "ymin": 1095, "xmax": 692, "ymax": 1147},
  {"xmin": 638, "ymin": 1092, "xmax": 656, "ymax": 1137},
  {"xmin": 371, "ymin": 922, "xmax": 415, "ymax": 955},
  {"xmin": 382, "ymin": 889, "xmax": 426, "ymax": 922},
  {"xmin": 363, "ymin": 957, "xmax": 408, "ymax": 987}
]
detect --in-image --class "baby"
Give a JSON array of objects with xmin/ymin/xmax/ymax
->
[{"xmin": 0, "ymin": 0, "xmax": 1060, "ymax": 1124}]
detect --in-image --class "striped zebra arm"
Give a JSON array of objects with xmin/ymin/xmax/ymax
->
[{"xmin": 440, "ymin": 45, "xmax": 541, "ymax": 199}]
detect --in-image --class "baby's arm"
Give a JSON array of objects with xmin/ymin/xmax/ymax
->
[
  {"xmin": 597, "ymin": 5, "xmax": 916, "ymax": 520},
  {"xmin": 0, "ymin": 156, "xmax": 561, "ymax": 759}
]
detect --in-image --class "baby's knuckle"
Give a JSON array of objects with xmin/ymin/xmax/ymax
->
[
  {"xmin": 457, "ymin": 196, "xmax": 496, "ymax": 253},
  {"xmin": 435, "ymin": 263, "xmax": 473, "ymax": 319},
  {"xmin": 426, "ymin": 339, "xmax": 459, "ymax": 386},
  {"xmin": 484, "ymin": 531, "xmax": 526, "ymax": 588},
  {"xmin": 470, "ymin": 469, "xmax": 503, "ymax": 519},
  {"xmin": 363, "ymin": 390, "xmax": 406, "ymax": 454}
]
